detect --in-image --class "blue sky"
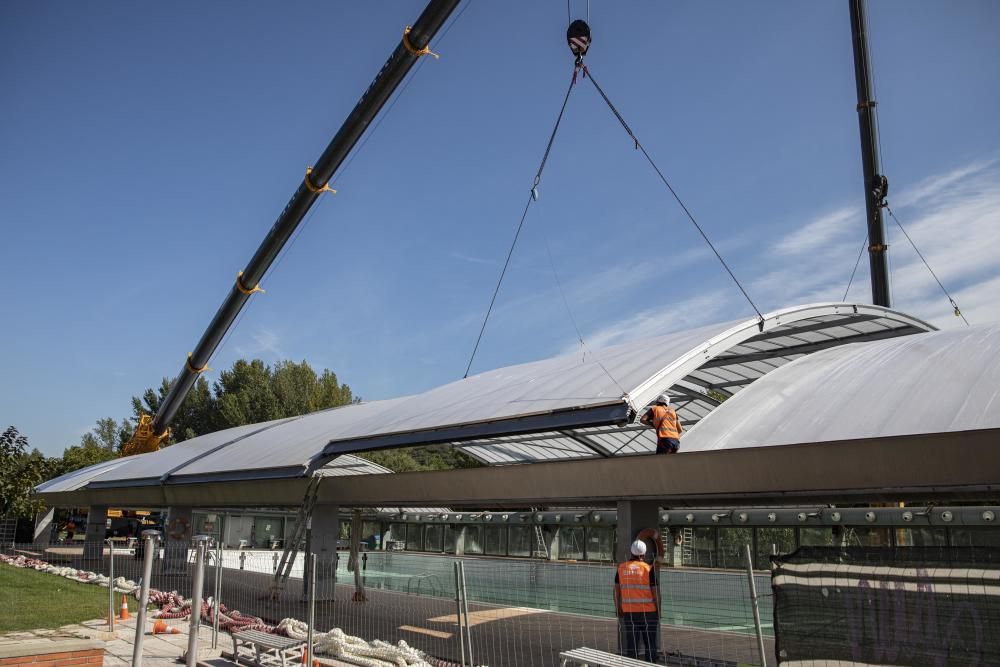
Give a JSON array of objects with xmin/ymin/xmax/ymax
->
[{"xmin": 3, "ymin": 1, "xmax": 999, "ymax": 456}]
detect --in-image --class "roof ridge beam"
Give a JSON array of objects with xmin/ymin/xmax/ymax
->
[{"xmin": 700, "ymin": 326, "xmax": 922, "ymax": 368}]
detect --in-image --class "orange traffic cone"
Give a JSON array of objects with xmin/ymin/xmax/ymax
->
[
  {"xmin": 119, "ymin": 595, "xmax": 130, "ymax": 621},
  {"xmin": 300, "ymin": 649, "xmax": 319, "ymax": 666},
  {"xmin": 152, "ymin": 619, "xmax": 181, "ymax": 635}
]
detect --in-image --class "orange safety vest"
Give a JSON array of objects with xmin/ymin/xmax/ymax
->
[
  {"xmin": 651, "ymin": 405, "xmax": 682, "ymax": 440},
  {"xmin": 616, "ymin": 560, "xmax": 657, "ymax": 613}
]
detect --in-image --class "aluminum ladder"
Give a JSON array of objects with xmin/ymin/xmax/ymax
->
[
  {"xmin": 681, "ymin": 526, "xmax": 695, "ymax": 566},
  {"xmin": 530, "ymin": 508, "xmax": 549, "ymax": 559},
  {"xmin": 269, "ymin": 475, "xmax": 322, "ymax": 598}
]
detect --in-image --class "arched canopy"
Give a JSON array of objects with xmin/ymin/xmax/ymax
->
[
  {"xmin": 684, "ymin": 323, "xmax": 1000, "ymax": 451},
  {"xmin": 37, "ymin": 302, "xmax": 931, "ymax": 494}
]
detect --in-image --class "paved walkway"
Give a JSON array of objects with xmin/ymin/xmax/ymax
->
[
  {"xmin": 0, "ymin": 616, "xmax": 389, "ymax": 667},
  {"xmin": 0, "ymin": 615, "xmax": 211, "ymax": 666}
]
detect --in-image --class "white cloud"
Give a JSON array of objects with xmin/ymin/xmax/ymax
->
[
  {"xmin": 891, "ymin": 159, "xmax": 996, "ymax": 209},
  {"xmin": 435, "ymin": 159, "xmax": 1000, "ymax": 371},
  {"xmin": 563, "ymin": 253, "xmax": 704, "ymax": 307},
  {"xmin": 447, "ymin": 251, "xmax": 498, "ymax": 266},
  {"xmin": 772, "ymin": 206, "xmax": 861, "ymax": 257},
  {"xmin": 234, "ymin": 327, "xmax": 283, "ymax": 360},
  {"xmin": 563, "ymin": 289, "xmax": 734, "ymax": 353},
  {"xmin": 755, "ymin": 159, "xmax": 1000, "ymax": 326}
]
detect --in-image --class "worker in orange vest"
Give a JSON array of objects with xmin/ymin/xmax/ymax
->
[
  {"xmin": 614, "ymin": 540, "xmax": 660, "ymax": 661},
  {"xmin": 640, "ymin": 393, "xmax": 683, "ymax": 454}
]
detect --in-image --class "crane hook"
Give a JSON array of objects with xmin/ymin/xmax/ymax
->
[{"xmin": 567, "ymin": 19, "xmax": 591, "ymax": 65}]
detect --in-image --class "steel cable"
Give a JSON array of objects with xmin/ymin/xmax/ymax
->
[
  {"xmin": 463, "ymin": 72, "xmax": 577, "ymax": 378},
  {"xmin": 539, "ymin": 225, "xmax": 628, "ymax": 397},
  {"xmin": 886, "ymin": 205, "xmax": 969, "ymax": 325},
  {"xmin": 842, "ymin": 235, "xmax": 868, "ymax": 302},
  {"xmin": 581, "ymin": 65, "xmax": 765, "ymax": 325}
]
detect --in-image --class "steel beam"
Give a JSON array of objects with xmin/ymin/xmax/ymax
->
[
  {"xmin": 36, "ymin": 428, "xmax": 1000, "ymax": 509},
  {"xmin": 743, "ymin": 314, "xmax": 882, "ymax": 343},
  {"xmin": 700, "ymin": 327, "xmax": 921, "ymax": 369}
]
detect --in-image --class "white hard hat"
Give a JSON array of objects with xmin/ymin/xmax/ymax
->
[
  {"xmin": 657, "ymin": 394, "xmax": 671, "ymax": 406},
  {"xmin": 630, "ymin": 540, "xmax": 647, "ymax": 556}
]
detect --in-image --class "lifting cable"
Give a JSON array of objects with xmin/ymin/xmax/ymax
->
[
  {"xmin": 853, "ymin": 9, "xmax": 967, "ymax": 326},
  {"xmin": 462, "ymin": 63, "xmax": 628, "ymax": 394},
  {"xmin": 467, "ymin": 16, "xmax": 764, "ymax": 382},
  {"xmin": 842, "ymin": 235, "xmax": 868, "ymax": 302},
  {"xmin": 539, "ymin": 224, "xmax": 628, "ymax": 397},
  {"xmin": 463, "ymin": 72, "xmax": 577, "ymax": 379},
  {"xmin": 860, "ymin": 7, "xmax": 965, "ymax": 324},
  {"xmin": 579, "ymin": 64, "xmax": 766, "ymax": 328},
  {"xmin": 886, "ymin": 205, "xmax": 969, "ymax": 325}
]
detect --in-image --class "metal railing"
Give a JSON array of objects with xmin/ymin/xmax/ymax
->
[{"xmin": 1, "ymin": 539, "xmax": 773, "ymax": 666}]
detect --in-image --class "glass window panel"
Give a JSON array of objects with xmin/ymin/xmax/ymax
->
[
  {"xmin": 424, "ymin": 524, "xmax": 444, "ymax": 552},
  {"xmin": 444, "ymin": 525, "xmax": 459, "ymax": 554},
  {"xmin": 950, "ymin": 528, "xmax": 1000, "ymax": 547},
  {"xmin": 586, "ymin": 527, "xmax": 614, "ymax": 562},
  {"xmin": 406, "ymin": 525, "xmax": 422, "ymax": 551},
  {"xmin": 360, "ymin": 521, "xmax": 380, "ymax": 550},
  {"xmin": 464, "ymin": 526, "xmax": 483, "ymax": 555},
  {"xmin": 484, "ymin": 525, "xmax": 507, "ymax": 555},
  {"xmin": 843, "ymin": 527, "xmax": 892, "ymax": 547},
  {"xmin": 755, "ymin": 527, "xmax": 795, "ymax": 568},
  {"xmin": 717, "ymin": 527, "xmax": 752, "ymax": 569},
  {"xmin": 895, "ymin": 527, "xmax": 947, "ymax": 547},
  {"xmin": 508, "ymin": 526, "xmax": 532, "ymax": 557},
  {"xmin": 387, "ymin": 523, "xmax": 407, "ymax": 551},
  {"xmin": 800, "ymin": 527, "xmax": 835, "ymax": 547},
  {"xmin": 253, "ymin": 516, "xmax": 282, "ymax": 549},
  {"xmin": 559, "ymin": 526, "xmax": 585, "ymax": 560},
  {"xmin": 687, "ymin": 527, "xmax": 717, "ymax": 568}
]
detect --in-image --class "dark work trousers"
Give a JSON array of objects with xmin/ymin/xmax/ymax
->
[
  {"xmin": 619, "ymin": 611, "xmax": 659, "ymax": 662},
  {"xmin": 656, "ymin": 437, "xmax": 680, "ymax": 454}
]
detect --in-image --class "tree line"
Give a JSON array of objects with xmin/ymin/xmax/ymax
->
[{"xmin": 1, "ymin": 358, "xmax": 476, "ymax": 521}]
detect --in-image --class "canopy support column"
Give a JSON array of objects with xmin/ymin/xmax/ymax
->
[
  {"xmin": 615, "ymin": 500, "xmax": 659, "ymax": 563},
  {"xmin": 305, "ymin": 505, "xmax": 340, "ymax": 600},
  {"xmin": 163, "ymin": 506, "xmax": 193, "ymax": 574},
  {"xmin": 83, "ymin": 506, "xmax": 108, "ymax": 560},
  {"xmin": 33, "ymin": 508, "xmax": 55, "ymax": 546}
]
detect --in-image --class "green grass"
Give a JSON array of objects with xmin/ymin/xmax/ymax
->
[{"xmin": 0, "ymin": 564, "xmax": 134, "ymax": 632}]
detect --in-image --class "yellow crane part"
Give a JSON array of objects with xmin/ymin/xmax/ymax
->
[{"xmin": 120, "ymin": 414, "xmax": 170, "ymax": 456}]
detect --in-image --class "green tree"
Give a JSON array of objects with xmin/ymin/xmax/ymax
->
[
  {"xmin": 214, "ymin": 359, "xmax": 282, "ymax": 427},
  {"xmin": 47, "ymin": 420, "xmax": 124, "ymax": 478},
  {"xmin": 359, "ymin": 449, "xmax": 423, "ymax": 473},
  {"xmin": 92, "ymin": 417, "xmax": 119, "ymax": 451},
  {"xmin": 359, "ymin": 445, "xmax": 480, "ymax": 473},
  {"xmin": 78, "ymin": 417, "xmax": 133, "ymax": 454},
  {"xmin": 56, "ymin": 439, "xmax": 116, "ymax": 475},
  {"xmin": 132, "ymin": 376, "xmax": 213, "ymax": 445},
  {"xmin": 130, "ymin": 358, "xmax": 356, "ymax": 444},
  {"xmin": 0, "ymin": 426, "xmax": 47, "ymax": 518}
]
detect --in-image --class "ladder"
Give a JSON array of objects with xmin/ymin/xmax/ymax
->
[
  {"xmin": 531, "ymin": 509, "xmax": 549, "ymax": 559},
  {"xmin": 533, "ymin": 525, "xmax": 549, "ymax": 558},
  {"xmin": 269, "ymin": 475, "xmax": 322, "ymax": 598},
  {"xmin": 681, "ymin": 527, "xmax": 695, "ymax": 566}
]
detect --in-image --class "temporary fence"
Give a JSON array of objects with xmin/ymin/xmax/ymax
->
[
  {"xmin": 1, "ymin": 539, "xmax": 773, "ymax": 666},
  {"xmin": 772, "ymin": 546, "xmax": 1000, "ymax": 667}
]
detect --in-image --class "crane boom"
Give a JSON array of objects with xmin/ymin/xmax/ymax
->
[
  {"xmin": 849, "ymin": 0, "xmax": 891, "ymax": 308},
  {"xmin": 123, "ymin": 0, "xmax": 461, "ymax": 456}
]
